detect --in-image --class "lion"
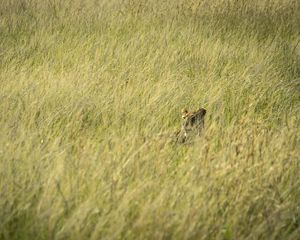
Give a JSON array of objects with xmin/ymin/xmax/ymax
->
[{"xmin": 175, "ymin": 107, "xmax": 207, "ymax": 142}]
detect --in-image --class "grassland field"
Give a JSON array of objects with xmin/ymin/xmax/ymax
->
[{"xmin": 0, "ymin": 0, "xmax": 300, "ymax": 239}]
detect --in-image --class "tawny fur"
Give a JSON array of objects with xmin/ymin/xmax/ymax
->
[{"xmin": 177, "ymin": 107, "xmax": 207, "ymax": 142}]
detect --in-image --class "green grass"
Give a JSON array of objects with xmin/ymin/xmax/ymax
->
[{"xmin": 0, "ymin": 0, "xmax": 300, "ymax": 239}]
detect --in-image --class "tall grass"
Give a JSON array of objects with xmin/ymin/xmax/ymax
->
[{"xmin": 0, "ymin": 0, "xmax": 300, "ymax": 239}]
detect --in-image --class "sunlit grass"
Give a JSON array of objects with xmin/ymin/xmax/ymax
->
[{"xmin": 0, "ymin": 0, "xmax": 300, "ymax": 239}]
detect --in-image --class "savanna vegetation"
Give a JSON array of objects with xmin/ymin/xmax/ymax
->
[{"xmin": 0, "ymin": 0, "xmax": 300, "ymax": 239}]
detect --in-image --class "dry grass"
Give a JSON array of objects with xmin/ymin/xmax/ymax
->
[{"xmin": 0, "ymin": 0, "xmax": 300, "ymax": 239}]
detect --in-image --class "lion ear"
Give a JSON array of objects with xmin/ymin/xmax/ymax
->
[
  {"xmin": 200, "ymin": 108, "xmax": 207, "ymax": 115},
  {"xmin": 181, "ymin": 108, "xmax": 188, "ymax": 113},
  {"xmin": 181, "ymin": 108, "xmax": 188, "ymax": 119}
]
